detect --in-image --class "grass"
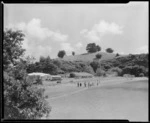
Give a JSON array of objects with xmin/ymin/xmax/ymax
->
[{"xmin": 57, "ymin": 51, "xmax": 126, "ymax": 62}]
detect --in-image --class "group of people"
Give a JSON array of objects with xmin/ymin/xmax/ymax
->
[{"xmin": 77, "ymin": 80, "xmax": 101, "ymax": 88}]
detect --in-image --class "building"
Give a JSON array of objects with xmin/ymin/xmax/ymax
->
[
  {"xmin": 28, "ymin": 72, "xmax": 52, "ymax": 81},
  {"xmin": 28, "ymin": 72, "xmax": 62, "ymax": 83}
]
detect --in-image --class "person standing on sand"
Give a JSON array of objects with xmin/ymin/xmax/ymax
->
[
  {"xmin": 84, "ymin": 82, "xmax": 86, "ymax": 87},
  {"xmin": 77, "ymin": 82, "xmax": 79, "ymax": 87},
  {"xmin": 80, "ymin": 83, "xmax": 82, "ymax": 87}
]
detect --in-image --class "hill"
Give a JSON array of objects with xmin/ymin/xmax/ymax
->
[{"xmin": 57, "ymin": 52, "xmax": 126, "ymax": 62}]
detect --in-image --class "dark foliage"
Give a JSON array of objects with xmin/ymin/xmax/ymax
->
[
  {"xmin": 96, "ymin": 53, "xmax": 102, "ymax": 59},
  {"xmin": 86, "ymin": 43, "xmax": 101, "ymax": 53},
  {"xmin": 3, "ymin": 29, "xmax": 51, "ymax": 119},
  {"xmin": 72, "ymin": 51, "xmax": 75, "ymax": 56},
  {"xmin": 90, "ymin": 61, "xmax": 100, "ymax": 73},
  {"xmin": 58, "ymin": 50, "xmax": 66, "ymax": 58},
  {"xmin": 106, "ymin": 48, "xmax": 114, "ymax": 53}
]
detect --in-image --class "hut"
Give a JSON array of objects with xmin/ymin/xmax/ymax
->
[
  {"xmin": 28, "ymin": 72, "xmax": 52, "ymax": 81},
  {"xmin": 51, "ymin": 75, "xmax": 62, "ymax": 81}
]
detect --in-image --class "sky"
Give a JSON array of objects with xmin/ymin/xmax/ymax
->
[{"xmin": 4, "ymin": 2, "xmax": 148, "ymax": 60}]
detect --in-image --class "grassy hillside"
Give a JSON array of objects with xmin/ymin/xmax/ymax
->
[{"xmin": 58, "ymin": 52, "xmax": 126, "ymax": 62}]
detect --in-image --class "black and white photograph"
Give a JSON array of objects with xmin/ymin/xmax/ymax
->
[{"xmin": 3, "ymin": 2, "xmax": 148, "ymax": 121}]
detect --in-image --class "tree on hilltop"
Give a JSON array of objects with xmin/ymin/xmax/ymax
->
[
  {"xmin": 86, "ymin": 43, "xmax": 101, "ymax": 53},
  {"xmin": 106, "ymin": 48, "xmax": 114, "ymax": 53},
  {"xmin": 58, "ymin": 50, "xmax": 66, "ymax": 58}
]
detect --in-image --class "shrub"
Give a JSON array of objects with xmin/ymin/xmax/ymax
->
[
  {"xmin": 4, "ymin": 68, "xmax": 51, "ymax": 119},
  {"xmin": 121, "ymin": 65, "xmax": 147, "ymax": 77},
  {"xmin": 109, "ymin": 67, "xmax": 122, "ymax": 76},
  {"xmin": 116, "ymin": 53, "xmax": 120, "ymax": 57},
  {"xmin": 96, "ymin": 68, "xmax": 106, "ymax": 76},
  {"xmin": 3, "ymin": 29, "xmax": 51, "ymax": 119},
  {"xmin": 35, "ymin": 76, "xmax": 43, "ymax": 85},
  {"xmin": 58, "ymin": 50, "xmax": 66, "ymax": 58},
  {"xmin": 95, "ymin": 53, "xmax": 102, "ymax": 59},
  {"xmin": 82, "ymin": 65, "xmax": 95, "ymax": 75},
  {"xmin": 52, "ymin": 60, "xmax": 62, "ymax": 68},
  {"xmin": 70, "ymin": 73, "xmax": 76, "ymax": 78},
  {"xmin": 106, "ymin": 48, "xmax": 114, "ymax": 53},
  {"xmin": 72, "ymin": 51, "xmax": 75, "ymax": 56},
  {"xmin": 86, "ymin": 43, "xmax": 101, "ymax": 53},
  {"xmin": 123, "ymin": 74, "xmax": 133, "ymax": 78},
  {"xmin": 90, "ymin": 61, "xmax": 100, "ymax": 73}
]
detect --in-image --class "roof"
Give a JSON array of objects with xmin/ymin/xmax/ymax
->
[{"xmin": 28, "ymin": 72, "xmax": 50, "ymax": 76}]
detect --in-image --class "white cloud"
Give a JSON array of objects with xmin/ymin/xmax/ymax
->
[
  {"xmin": 61, "ymin": 42, "xmax": 74, "ymax": 55},
  {"xmin": 6, "ymin": 18, "xmax": 69, "ymax": 60},
  {"xmin": 52, "ymin": 30, "xmax": 68, "ymax": 42},
  {"xmin": 7, "ymin": 18, "xmax": 68, "ymax": 42},
  {"xmin": 137, "ymin": 45, "xmax": 148, "ymax": 53},
  {"xmin": 75, "ymin": 42, "xmax": 83, "ymax": 49},
  {"xmin": 80, "ymin": 20, "xmax": 123, "ymax": 42},
  {"xmin": 120, "ymin": 52, "xmax": 125, "ymax": 55},
  {"xmin": 22, "ymin": 37, "xmax": 52, "ymax": 59}
]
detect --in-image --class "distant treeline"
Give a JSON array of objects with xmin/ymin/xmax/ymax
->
[{"xmin": 26, "ymin": 53, "xmax": 149, "ymax": 77}]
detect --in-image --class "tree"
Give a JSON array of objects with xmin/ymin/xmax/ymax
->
[
  {"xmin": 72, "ymin": 51, "xmax": 75, "ymax": 56},
  {"xmin": 58, "ymin": 50, "xmax": 66, "ymax": 58},
  {"xmin": 96, "ymin": 45, "xmax": 101, "ymax": 52},
  {"xmin": 3, "ymin": 29, "xmax": 51, "ymax": 119},
  {"xmin": 52, "ymin": 60, "xmax": 62, "ymax": 68},
  {"xmin": 96, "ymin": 53, "xmax": 102, "ymax": 59},
  {"xmin": 106, "ymin": 48, "xmax": 114, "ymax": 53},
  {"xmin": 86, "ymin": 43, "xmax": 101, "ymax": 53},
  {"xmin": 39, "ymin": 56, "xmax": 45, "ymax": 63},
  {"xmin": 90, "ymin": 61, "xmax": 100, "ymax": 73},
  {"xmin": 96, "ymin": 68, "xmax": 106, "ymax": 76},
  {"xmin": 116, "ymin": 53, "xmax": 120, "ymax": 57},
  {"xmin": 86, "ymin": 43, "xmax": 97, "ymax": 53},
  {"xmin": 3, "ymin": 29, "xmax": 26, "ymax": 69},
  {"xmin": 25, "ymin": 56, "xmax": 36, "ymax": 65},
  {"xmin": 45, "ymin": 56, "xmax": 51, "ymax": 64}
]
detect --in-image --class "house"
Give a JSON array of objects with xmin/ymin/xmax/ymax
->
[
  {"xmin": 51, "ymin": 75, "xmax": 62, "ymax": 81},
  {"xmin": 28, "ymin": 72, "xmax": 62, "ymax": 83},
  {"xmin": 28, "ymin": 72, "xmax": 52, "ymax": 81}
]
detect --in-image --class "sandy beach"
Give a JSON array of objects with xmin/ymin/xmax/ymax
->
[{"xmin": 42, "ymin": 77, "xmax": 148, "ymax": 121}]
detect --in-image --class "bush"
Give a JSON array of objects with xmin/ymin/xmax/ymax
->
[
  {"xmin": 4, "ymin": 68, "xmax": 51, "ymax": 119},
  {"xmin": 90, "ymin": 61, "xmax": 100, "ymax": 73},
  {"xmin": 106, "ymin": 48, "xmax": 114, "ymax": 53},
  {"xmin": 95, "ymin": 53, "xmax": 102, "ymax": 59},
  {"xmin": 123, "ymin": 74, "xmax": 133, "ymax": 78},
  {"xmin": 52, "ymin": 60, "xmax": 62, "ymax": 68},
  {"xmin": 109, "ymin": 67, "xmax": 122, "ymax": 76},
  {"xmin": 82, "ymin": 65, "xmax": 95, "ymax": 75},
  {"xmin": 35, "ymin": 76, "xmax": 43, "ymax": 85},
  {"xmin": 96, "ymin": 68, "xmax": 106, "ymax": 76},
  {"xmin": 70, "ymin": 73, "xmax": 76, "ymax": 78},
  {"xmin": 58, "ymin": 50, "xmax": 66, "ymax": 58},
  {"xmin": 3, "ymin": 29, "xmax": 51, "ymax": 119},
  {"xmin": 86, "ymin": 43, "xmax": 101, "ymax": 53},
  {"xmin": 121, "ymin": 65, "xmax": 146, "ymax": 77},
  {"xmin": 116, "ymin": 53, "xmax": 120, "ymax": 57}
]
